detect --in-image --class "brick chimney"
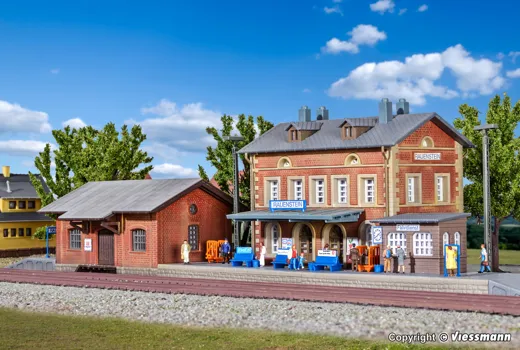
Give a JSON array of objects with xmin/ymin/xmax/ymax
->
[{"xmin": 2, "ymin": 166, "xmax": 10, "ymax": 178}]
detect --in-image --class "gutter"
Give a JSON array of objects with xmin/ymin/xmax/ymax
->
[{"xmin": 381, "ymin": 146, "xmax": 389, "ymax": 217}]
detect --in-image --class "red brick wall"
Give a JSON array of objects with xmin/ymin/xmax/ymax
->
[{"xmin": 398, "ymin": 120, "xmax": 455, "ymax": 148}]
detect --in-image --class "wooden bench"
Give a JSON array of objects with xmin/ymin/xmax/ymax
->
[
  {"xmin": 230, "ymin": 252, "xmax": 255, "ymax": 267},
  {"xmin": 271, "ymin": 254, "xmax": 289, "ymax": 269},
  {"xmin": 308, "ymin": 256, "xmax": 342, "ymax": 272}
]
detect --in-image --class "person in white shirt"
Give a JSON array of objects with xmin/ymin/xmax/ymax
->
[
  {"xmin": 259, "ymin": 242, "xmax": 266, "ymax": 267},
  {"xmin": 479, "ymin": 243, "xmax": 492, "ymax": 273}
]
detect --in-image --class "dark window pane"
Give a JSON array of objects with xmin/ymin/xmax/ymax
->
[
  {"xmin": 27, "ymin": 201, "xmax": 35, "ymax": 209},
  {"xmin": 26, "ymin": 228, "xmax": 32, "ymax": 236},
  {"xmin": 18, "ymin": 201, "xmax": 26, "ymax": 209},
  {"xmin": 3, "ymin": 229, "xmax": 8, "ymax": 238},
  {"xmin": 9, "ymin": 201, "xmax": 16, "ymax": 209},
  {"xmin": 11, "ymin": 229, "xmax": 16, "ymax": 237},
  {"xmin": 18, "ymin": 228, "xmax": 24, "ymax": 237}
]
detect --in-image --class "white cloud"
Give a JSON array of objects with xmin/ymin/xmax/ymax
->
[
  {"xmin": 22, "ymin": 159, "xmax": 56, "ymax": 169},
  {"xmin": 0, "ymin": 100, "xmax": 52, "ymax": 134},
  {"xmin": 322, "ymin": 24, "xmax": 386, "ymax": 55},
  {"xmin": 302, "ymin": 88, "xmax": 311, "ymax": 93},
  {"xmin": 497, "ymin": 52, "xmax": 505, "ymax": 60},
  {"xmin": 509, "ymin": 51, "xmax": 520, "ymax": 63},
  {"xmin": 142, "ymin": 143, "xmax": 189, "ymax": 161},
  {"xmin": 370, "ymin": 0, "xmax": 395, "ymax": 14},
  {"xmin": 50, "ymin": 68, "xmax": 60, "ymax": 74},
  {"xmin": 62, "ymin": 118, "xmax": 87, "ymax": 129},
  {"xmin": 327, "ymin": 44, "xmax": 505, "ymax": 106},
  {"xmin": 398, "ymin": 8, "xmax": 407, "ymax": 15},
  {"xmin": 0, "ymin": 140, "xmax": 55, "ymax": 157},
  {"xmin": 324, "ymin": 6, "xmax": 343, "ymax": 15},
  {"xmin": 151, "ymin": 163, "xmax": 197, "ymax": 178},
  {"xmin": 418, "ymin": 4, "xmax": 428, "ymax": 12},
  {"xmin": 506, "ymin": 69, "xmax": 520, "ymax": 78}
]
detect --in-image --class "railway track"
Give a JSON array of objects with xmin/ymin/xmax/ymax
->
[{"xmin": 0, "ymin": 269, "xmax": 519, "ymax": 316}]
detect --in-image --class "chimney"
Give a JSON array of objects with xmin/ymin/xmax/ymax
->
[
  {"xmin": 378, "ymin": 98, "xmax": 393, "ymax": 124},
  {"xmin": 298, "ymin": 106, "xmax": 311, "ymax": 122},
  {"xmin": 2, "ymin": 166, "xmax": 10, "ymax": 178},
  {"xmin": 6, "ymin": 180, "xmax": 11, "ymax": 193},
  {"xmin": 316, "ymin": 106, "xmax": 329, "ymax": 121},
  {"xmin": 396, "ymin": 98, "xmax": 410, "ymax": 115}
]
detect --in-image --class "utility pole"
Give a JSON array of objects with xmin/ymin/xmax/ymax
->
[
  {"xmin": 223, "ymin": 135, "xmax": 244, "ymax": 250},
  {"xmin": 474, "ymin": 124, "xmax": 498, "ymax": 271}
]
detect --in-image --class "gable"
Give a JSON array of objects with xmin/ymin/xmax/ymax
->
[{"xmin": 399, "ymin": 120, "xmax": 456, "ymax": 148}]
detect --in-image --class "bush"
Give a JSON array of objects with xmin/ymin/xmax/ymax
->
[{"xmin": 33, "ymin": 226, "xmax": 50, "ymax": 240}]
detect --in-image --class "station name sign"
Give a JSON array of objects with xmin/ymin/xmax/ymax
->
[
  {"xmin": 269, "ymin": 200, "xmax": 306, "ymax": 212},
  {"xmin": 396, "ymin": 224, "xmax": 420, "ymax": 231},
  {"xmin": 414, "ymin": 153, "xmax": 441, "ymax": 161}
]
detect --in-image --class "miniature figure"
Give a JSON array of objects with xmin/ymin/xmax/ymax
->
[
  {"xmin": 298, "ymin": 252, "xmax": 305, "ymax": 270},
  {"xmin": 479, "ymin": 243, "xmax": 492, "ymax": 273},
  {"xmin": 181, "ymin": 240, "xmax": 191, "ymax": 264},
  {"xmin": 383, "ymin": 244, "xmax": 392, "ymax": 273},
  {"xmin": 324, "ymin": 243, "xmax": 330, "ymax": 250},
  {"xmin": 350, "ymin": 243, "xmax": 359, "ymax": 271},
  {"xmin": 221, "ymin": 238, "xmax": 231, "ymax": 264},
  {"xmin": 395, "ymin": 245, "xmax": 406, "ymax": 273},
  {"xmin": 446, "ymin": 245, "xmax": 457, "ymax": 276},
  {"xmin": 259, "ymin": 242, "xmax": 266, "ymax": 266},
  {"xmin": 290, "ymin": 245, "xmax": 298, "ymax": 270}
]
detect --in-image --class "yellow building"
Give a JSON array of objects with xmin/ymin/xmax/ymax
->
[{"xmin": 0, "ymin": 165, "xmax": 55, "ymax": 252}]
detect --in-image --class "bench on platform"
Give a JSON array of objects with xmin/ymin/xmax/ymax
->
[
  {"xmin": 230, "ymin": 252, "xmax": 255, "ymax": 267},
  {"xmin": 308, "ymin": 256, "xmax": 342, "ymax": 272},
  {"xmin": 271, "ymin": 254, "xmax": 289, "ymax": 269}
]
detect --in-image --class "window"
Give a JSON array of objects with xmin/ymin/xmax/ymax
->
[
  {"xmin": 270, "ymin": 180, "xmax": 279, "ymax": 200},
  {"xmin": 132, "ymin": 229, "xmax": 146, "ymax": 251},
  {"xmin": 315, "ymin": 179, "xmax": 325, "ymax": 204},
  {"xmin": 3, "ymin": 229, "xmax": 8, "ymax": 238},
  {"xmin": 337, "ymin": 178, "xmax": 348, "ymax": 204},
  {"xmin": 9, "ymin": 201, "xmax": 16, "ymax": 209},
  {"xmin": 413, "ymin": 232, "xmax": 433, "ymax": 256},
  {"xmin": 69, "ymin": 229, "xmax": 81, "ymax": 249},
  {"xmin": 346, "ymin": 154, "xmax": 360, "ymax": 165},
  {"xmin": 345, "ymin": 127, "xmax": 352, "ymax": 137},
  {"xmin": 28, "ymin": 201, "xmax": 35, "ymax": 209},
  {"xmin": 291, "ymin": 130, "xmax": 298, "ymax": 141},
  {"xmin": 26, "ymin": 228, "xmax": 32, "ymax": 237},
  {"xmin": 293, "ymin": 180, "xmax": 303, "ymax": 200},
  {"xmin": 18, "ymin": 201, "xmax": 26, "ymax": 209},
  {"xmin": 271, "ymin": 224, "xmax": 279, "ymax": 253},
  {"xmin": 443, "ymin": 232, "xmax": 449, "ymax": 256},
  {"xmin": 407, "ymin": 175, "xmax": 421, "ymax": 204},
  {"xmin": 387, "ymin": 232, "xmax": 407, "ymax": 254},
  {"xmin": 188, "ymin": 225, "xmax": 199, "ymax": 250},
  {"xmin": 10, "ymin": 228, "xmax": 16, "ymax": 237},
  {"xmin": 436, "ymin": 175, "xmax": 449, "ymax": 202},
  {"xmin": 421, "ymin": 137, "xmax": 434, "ymax": 148},
  {"xmin": 454, "ymin": 231, "xmax": 461, "ymax": 246},
  {"xmin": 365, "ymin": 178, "xmax": 374, "ymax": 203},
  {"xmin": 18, "ymin": 228, "xmax": 24, "ymax": 237}
]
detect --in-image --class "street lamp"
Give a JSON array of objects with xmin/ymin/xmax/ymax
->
[
  {"xmin": 223, "ymin": 135, "xmax": 244, "ymax": 250},
  {"xmin": 474, "ymin": 124, "xmax": 498, "ymax": 270}
]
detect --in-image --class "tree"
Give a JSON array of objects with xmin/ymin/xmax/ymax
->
[
  {"xmin": 454, "ymin": 93, "xmax": 520, "ymax": 271},
  {"xmin": 198, "ymin": 114, "xmax": 274, "ymax": 207},
  {"xmin": 29, "ymin": 123, "xmax": 154, "ymax": 208}
]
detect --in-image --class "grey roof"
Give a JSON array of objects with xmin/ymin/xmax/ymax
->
[
  {"xmin": 285, "ymin": 121, "xmax": 323, "ymax": 131},
  {"xmin": 340, "ymin": 117, "xmax": 379, "ymax": 127},
  {"xmin": 39, "ymin": 178, "xmax": 233, "ymax": 221},
  {"xmin": 0, "ymin": 212, "xmax": 54, "ymax": 223},
  {"xmin": 239, "ymin": 113, "xmax": 474, "ymax": 154},
  {"xmin": 370, "ymin": 213, "xmax": 471, "ymax": 224},
  {"xmin": 0, "ymin": 174, "xmax": 49, "ymax": 199},
  {"xmin": 227, "ymin": 208, "xmax": 363, "ymax": 223}
]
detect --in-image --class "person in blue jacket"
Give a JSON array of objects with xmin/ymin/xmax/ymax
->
[
  {"xmin": 221, "ymin": 238, "xmax": 231, "ymax": 264},
  {"xmin": 298, "ymin": 252, "xmax": 306, "ymax": 270}
]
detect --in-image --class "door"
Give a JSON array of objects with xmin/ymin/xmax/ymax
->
[
  {"xmin": 329, "ymin": 225, "xmax": 344, "ymax": 263},
  {"xmin": 98, "ymin": 230, "xmax": 115, "ymax": 266},
  {"xmin": 299, "ymin": 225, "xmax": 313, "ymax": 262}
]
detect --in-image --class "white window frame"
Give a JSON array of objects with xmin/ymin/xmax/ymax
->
[
  {"xmin": 408, "ymin": 177, "xmax": 415, "ymax": 203},
  {"xmin": 387, "ymin": 232, "xmax": 407, "ymax": 254},
  {"xmin": 337, "ymin": 178, "xmax": 348, "ymax": 204},
  {"xmin": 413, "ymin": 232, "xmax": 433, "ymax": 256},
  {"xmin": 270, "ymin": 180, "xmax": 279, "ymax": 200},
  {"xmin": 271, "ymin": 224, "xmax": 279, "ymax": 253},
  {"xmin": 315, "ymin": 179, "xmax": 325, "ymax": 204},
  {"xmin": 454, "ymin": 231, "xmax": 460, "ymax": 252},
  {"xmin": 294, "ymin": 180, "xmax": 303, "ymax": 200},
  {"xmin": 365, "ymin": 178, "xmax": 374, "ymax": 203},
  {"xmin": 442, "ymin": 232, "xmax": 449, "ymax": 256},
  {"xmin": 437, "ymin": 176, "xmax": 443, "ymax": 202}
]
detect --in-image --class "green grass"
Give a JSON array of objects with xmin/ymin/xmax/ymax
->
[
  {"xmin": 0, "ymin": 307, "xmax": 454, "ymax": 350},
  {"xmin": 467, "ymin": 249, "xmax": 520, "ymax": 265}
]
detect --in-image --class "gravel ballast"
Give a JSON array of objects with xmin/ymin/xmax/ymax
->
[{"xmin": 0, "ymin": 282, "xmax": 518, "ymax": 347}]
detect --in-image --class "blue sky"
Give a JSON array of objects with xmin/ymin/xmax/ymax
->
[{"xmin": 1, "ymin": 0, "xmax": 520, "ymax": 179}]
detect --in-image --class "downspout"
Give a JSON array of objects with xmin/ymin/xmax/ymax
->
[
  {"xmin": 244, "ymin": 153, "xmax": 254, "ymax": 249},
  {"xmin": 381, "ymin": 146, "xmax": 389, "ymax": 217}
]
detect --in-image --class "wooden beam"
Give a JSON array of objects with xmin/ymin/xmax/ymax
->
[{"xmin": 100, "ymin": 221, "xmax": 120, "ymax": 234}]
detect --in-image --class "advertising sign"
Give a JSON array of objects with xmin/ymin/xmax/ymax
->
[
  {"xmin": 317, "ymin": 249, "xmax": 337, "ymax": 257},
  {"xmin": 396, "ymin": 224, "xmax": 420, "ymax": 232},
  {"xmin": 414, "ymin": 153, "xmax": 441, "ymax": 160},
  {"xmin": 371, "ymin": 226, "xmax": 383, "ymax": 244},
  {"xmin": 281, "ymin": 238, "xmax": 293, "ymax": 249},
  {"xmin": 236, "ymin": 247, "xmax": 253, "ymax": 254},
  {"xmin": 269, "ymin": 200, "xmax": 306, "ymax": 212},
  {"xmin": 277, "ymin": 247, "xmax": 291, "ymax": 258},
  {"xmin": 84, "ymin": 238, "xmax": 92, "ymax": 252},
  {"xmin": 346, "ymin": 237, "xmax": 359, "ymax": 263}
]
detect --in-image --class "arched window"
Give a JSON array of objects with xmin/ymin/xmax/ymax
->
[
  {"xmin": 345, "ymin": 154, "xmax": 360, "ymax": 165},
  {"xmin": 277, "ymin": 157, "xmax": 292, "ymax": 168},
  {"xmin": 271, "ymin": 224, "xmax": 280, "ymax": 253},
  {"xmin": 387, "ymin": 232, "xmax": 407, "ymax": 254},
  {"xmin": 413, "ymin": 232, "xmax": 433, "ymax": 256},
  {"xmin": 442, "ymin": 232, "xmax": 449, "ymax": 256},
  {"xmin": 454, "ymin": 232, "xmax": 461, "ymax": 251},
  {"xmin": 421, "ymin": 137, "xmax": 434, "ymax": 148},
  {"xmin": 132, "ymin": 229, "xmax": 146, "ymax": 251}
]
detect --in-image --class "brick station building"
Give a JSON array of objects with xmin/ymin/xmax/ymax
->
[
  {"xmin": 227, "ymin": 99, "xmax": 473, "ymax": 274},
  {"xmin": 39, "ymin": 178, "xmax": 233, "ymax": 269}
]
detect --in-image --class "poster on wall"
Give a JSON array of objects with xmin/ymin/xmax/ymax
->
[
  {"xmin": 281, "ymin": 238, "xmax": 293, "ymax": 249},
  {"xmin": 84, "ymin": 238, "xmax": 92, "ymax": 252},
  {"xmin": 346, "ymin": 237, "xmax": 359, "ymax": 263}
]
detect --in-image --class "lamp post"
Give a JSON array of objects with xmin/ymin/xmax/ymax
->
[
  {"xmin": 474, "ymin": 124, "xmax": 498, "ymax": 270},
  {"xmin": 223, "ymin": 135, "xmax": 244, "ymax": 250}
]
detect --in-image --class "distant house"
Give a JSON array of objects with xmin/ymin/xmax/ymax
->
[
  {"xmin": 39, "ymin": 178, "xmax": 233, "ymax": 269},
  {"xmin": 0, "ymin": 166, "xmax": 55, "ymax": 256}
]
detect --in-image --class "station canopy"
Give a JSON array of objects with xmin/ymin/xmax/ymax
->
[{"xmin": 227, "ymin": 208, "xmax": 363, "ymax": 224}]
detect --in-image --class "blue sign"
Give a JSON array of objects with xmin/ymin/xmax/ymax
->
[
  {"xmin": 236, "ymin": 247, "xmax": 253, "ymax": 254},
  {"xmin": 269, "ymin": 200, "xmax": 306, "ymax": 212},
  {"xmin": 46, "ymin": 226, "xmax": 56, "ymax": 235}
]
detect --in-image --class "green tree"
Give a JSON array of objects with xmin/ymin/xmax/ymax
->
[
  {"xmin": 198, "ymin": 114, "xmax": 274, "ymax": 207},
  {"xmin": 454, "ymin": 93, "xmax": 520, "ymax": 271},
  {"xmin": 29, "ymin": 123, "xmax": 154, "ymax": 209}
]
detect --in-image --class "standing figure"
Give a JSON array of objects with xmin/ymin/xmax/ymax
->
[
  {"xmin": 479, "ymin": 243, "xmax": 492, "ymax": 273},
  {"xmin": 324, "ymin": 243, "xmax": 330, "ymax": 250},
  {"xmin": 221, "ymin": 238, "xmax": 231, "ymax": 264},
  {"xmin": 396, "ymin": 245, "xmax": 406, "ymax": 274},
  {"xmin": 383, "ymin": 245, "xmax": 393, "ymax": 273},
  {"xmin": 291, "ymin": 245, "xmax": 298, "ymax": 270},
  {"xmin": 446, "ymin": 246, "xmax": 458, "ymax": 276},
  {"xmin": 350, "ymin": 243, "xmax": 359, "ymax": 272},
  {"xmin": 298, "ymin": 252, "xmax": 305, "ymax": 270},
  {"xmin": 181, "ymin": 240, "xmax": 191, "ymax": 264},
  {"xmin": 259, "ymin": 242, "xmax": 266, "ymax": 267}
]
